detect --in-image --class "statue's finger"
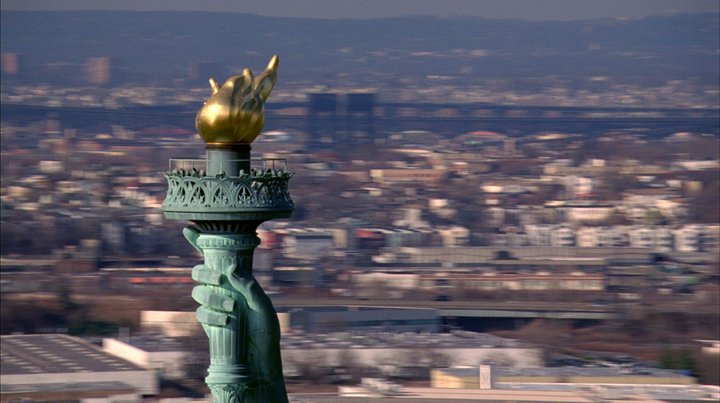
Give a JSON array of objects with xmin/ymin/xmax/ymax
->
[
  {"xmin": 196, "ymin": 306, "xmax": 229, "ymax": 327},
  {"xmin": 226, "ymin": 270, "xmax": 254, "ymax": 294},
  {"xmin": 226, "ymin": 271, "xmax": 268, "ymax": 312},
  {"xmin": 192, "ymin": 265, "xmax": 223, "ymax": 286},
  {"xmin": 192, "ymin": 285, "xmax": 235, "ymax": 312}
]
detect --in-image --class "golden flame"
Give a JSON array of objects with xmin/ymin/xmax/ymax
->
[{"xmin": 195, "ymin": 55, "xmax": 278, "ymax": 145}]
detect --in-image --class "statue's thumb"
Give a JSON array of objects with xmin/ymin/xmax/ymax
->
[
  {"xmin": 227, "ymin": 272, "xmax": 263, "ymax": 311},
  {"xmin": 183, "ymin": 227, "xmax": 202, "ymax": 254}
]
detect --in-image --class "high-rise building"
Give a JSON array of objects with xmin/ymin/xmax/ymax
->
[
  {"xmin": 86, "ymin": 56, "xmax": 112, "ymax": 84},
  {"xmin": 1, "ymin": 53, "xmax": 23, "ymax": 75}
]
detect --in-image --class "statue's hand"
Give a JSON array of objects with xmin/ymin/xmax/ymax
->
[
  {"xmin": 226, "ymin": 268, "xmax": 287, "ymax": 402},
  {"xmin": 191, "ymin": 264, "xmax": 235, "ymax": 328},
  {"xmin": 191, "ymin": 264, "xmax": 288, "ymax": 402}
]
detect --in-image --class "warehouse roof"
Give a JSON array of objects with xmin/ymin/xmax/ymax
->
[{"xmin": 1, "ymin": 333, "xmax": 143, "ymax": 375}]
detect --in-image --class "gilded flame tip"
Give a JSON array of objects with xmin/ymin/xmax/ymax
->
[{"xmin": 195, "ymin": 55, "xmax": 279, "ymax": 145}]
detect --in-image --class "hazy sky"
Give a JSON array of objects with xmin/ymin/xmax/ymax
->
[{"xmin": 2, "ymin": 0, "xmax": 718, "ymax": 20}]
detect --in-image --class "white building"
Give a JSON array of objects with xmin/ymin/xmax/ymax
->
[
  {"xmin": 352, "ymin": 271, "xmax": 420, "ymax": 298},
  {"xmin": 485, "ymin": 207, "xmax": 505, "ymax": 227},
  {"xmin": 565, "ymin": 176, "xmax": 594, "ymax": 197},
  {"xmin": 103, "ymin": 336, "xmax": 188, "ymax": 380},
  {"xmin": 576, "ymin": 227, "xmax": 628, "ymax": 247},
  {"xmin": 674, "ymin": 225, "xmax": 703, "ymax": 252},
  {"xmin": 1, "ymin": 334, "xmax": 158, "ymax": 400},
  {"xmin": 551, "ymin": 226, "xmax": 576, "ymax": 247},
  {"xmin": 140, "ymin": 310, "xmax": 200, "ymax": 337},
  {"xmin": 701, "ymin": 225, "xmax": 720, "ymax": 252},
  {"xmin": 628, "ymin": 226, "xmax": 674, "ymax": 252},
  {"xmin": 623, "ymin": 189, "xmax": 679, "ymax": 221},
  {"xmin": 437, "ymin": 226, "xmax": 470, "ymax": 247},
  {"xmin": 525, "ymin": 224, "xmax": 552, "ymax": 246},
  {"xmin": 524, "ymin": 225, "xmax": 575, "ymax": 247},
  {"xmin": 280, "ymin": 228, "xmax": 336, "ymax": 260},
  {"xmin": 282, "ymin": 332, "xmax": 542, "ymax": 373},
  {"xmin": 564, "ymin": 203, "xmax": 615, "ymax": 223}
]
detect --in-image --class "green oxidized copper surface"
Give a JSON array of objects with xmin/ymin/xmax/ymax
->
[
  {"xmin": 161, "ymin": 168, "xmax": 294, "ymax": 221},
  {"xmin": 161, "ymin": 55, "xmax": 290, "ymax": 403},
  {"xmin": 185, "ymin": 230, "xmax": 288, "ymax": 403}
]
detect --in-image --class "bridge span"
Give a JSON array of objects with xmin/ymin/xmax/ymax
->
[{"xmin": 271, "ymin": 297, "xmax": 617, "ymax": 321}]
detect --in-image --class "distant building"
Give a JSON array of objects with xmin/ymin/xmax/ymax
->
[
  {"xmin": 674, "ymin": 225, "xmax": 703, "ymax": 252},
  {"xmin": 564, "ymin": 176, "xmax": 594, "ymax": 197},
  {"xmin": 86, "ymin": 56, "xmax": 112, "ymax": 84},
  {"xmin": 551, "ymin": 226, "xmax": 575, "ymax": 247},
  {"xmin": 525, "ymin": 224, "xmax": 552, "ymax": 246},
  {"xmin": 103, "ymin": 336, "xmax": 189, "ymax": 380},
  {"xmin": 273, "ymin": 266, "xmax": 318, "ymax": 287},
  {"xmin": 432, "ymin": 365, "xmax": 695, "ymax": 389},
  {"xmin": 140, "ymin": 310, "xmax": 200, "ymax": 337},
  {"xmin": 370, "ymin": 167, "xmax": 447, "ymax": 185},
  {"xmin": 701, "ymin": 225, "xmax": 720, "ymax": 252},
  {"xmin": 372, "ymin": 245, "xmax": 652, "ymax": 266},
  {"xmin": 281, "ymin": 331, "xmax": 542, "ymax": 372},
  {"xmin": 417, "ymin": 271, "xmax": 605, "ymax": 293},
  {"xmin": 564, "ymin": 202, "xmax": 615, "ymax": 223},
  {"xmin": 1, "ymin": 334, "xmax": 158, "ymax": 400},
  {"xmin": 623, "ymin": 188, "xmax": 680, "ymax": 221},
  {"xmin": 436, "ymin": 226, "xmax": 470, "ymax": 247},
  {"xmin": 279, "ymin": 228, "xmax": 336, "ymax": 260},
  {"xmin": 0, "ymin": 52, "xmax": 23, "ymax": 75},
  {"xmin": 627, "ymin": 226, "xmax": 673, "ymax": 252},
  {"xmin": 352, "ymin": 272, "xmax": 420, "ymax": 298},
  {"xmin": 576, "ymin": 226, "xmax": 628, "ymax": 247}
]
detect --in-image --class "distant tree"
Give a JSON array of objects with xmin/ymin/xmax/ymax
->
[
  {"xmin": 643, "ymin": 210, "xmax": 668, "ymax": 226},
  {"xmin": 599, "ymin": 172, "xmax": 639, "ymax": 197},
  {"xmin": 603, "ymin": 211, "xmax": 632, "ymax": 226},
  {"xmin": 0, "ymin": 297, "xmax": 65, "ymax": 334},
  {"xmin": 688, "ymin": 179, "xmax": 720, "ymax": 223},
  {"xmin": 659, "ymin": 349, "xmax": 696, "ymax": 374},
  {"xmin": 57, "ymin": 284, "xmax": 79, "ymax": 313},
  {"xmin": 697, "ymin": 349, "xmax": 720, "ymax": 385}
]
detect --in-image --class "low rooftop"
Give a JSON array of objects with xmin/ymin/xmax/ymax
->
[{"xmin": 1, "ymin": 334, "xmax": 143, "ymax": 375}]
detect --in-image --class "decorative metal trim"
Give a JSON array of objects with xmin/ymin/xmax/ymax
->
[
  {"xmin": 197, "ymin": 234, "xmax": 260, "ymax": 250},
  {"xmin": 209, "ymin": 383, "xmax": 247, "ymax": 403},
  {"xmin": 162, "ymin": 170, "xmax": 294, "ymax": 212}
]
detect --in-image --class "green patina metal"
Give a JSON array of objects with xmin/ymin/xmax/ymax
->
[
  {"xmin": 161, "ymin": 56, "xmax": 291, "ymax": 403},
  {"xmin": 162, "ymin": 160, "xmax": 293, "ymax": 217},
  {"xmin": 162, "ymin": 158, "xmax": 293, "ymax": 403}
]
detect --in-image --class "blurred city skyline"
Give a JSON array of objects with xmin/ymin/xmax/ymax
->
[{"xmin": 1, "ymin": 1, "xmax": 718, "ymax": 400}]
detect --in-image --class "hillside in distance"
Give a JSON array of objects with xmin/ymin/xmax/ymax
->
[{"xmin": 1, "ymin": 11, "xmax": 718, "ymax": 85}]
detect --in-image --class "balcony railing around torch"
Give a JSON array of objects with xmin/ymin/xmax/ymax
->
[
  {"xmin": 168, "ymin": 158, "xmax": 289, "ymax": 178},
  {"xmin": 162, "ymin": 158, "xmax": 293, "ymax": 212}
]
